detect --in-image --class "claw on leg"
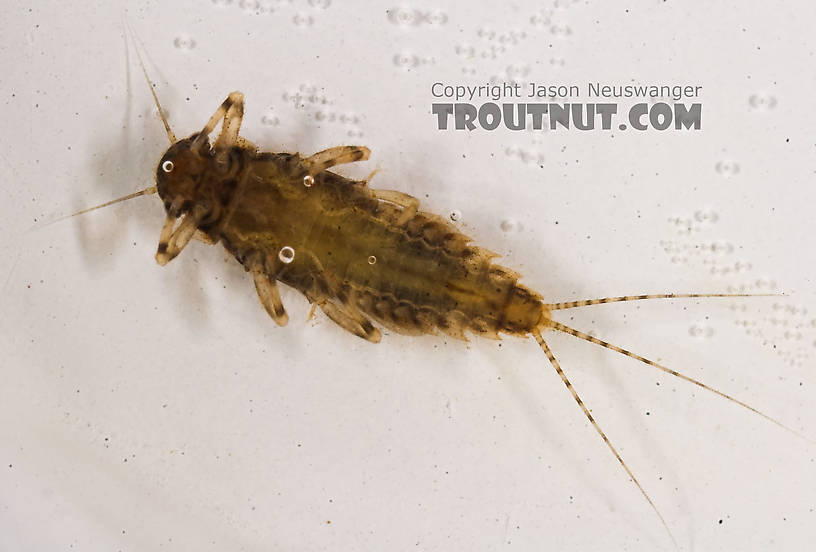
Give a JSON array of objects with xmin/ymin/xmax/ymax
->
[
  {"xmin": 253, "ymin": 271, "xmax": 289, "ymax": 326},
  {"xmin": 193, "ymin": 91, "xmax": 246, "ymax": 151},
  {"xmin": 319, "ymin": 300, "xmax": 381, "ymax": 343},
  {"xmin": 155, "ymin": 203, "xmax": 208, "ymax": 266}
]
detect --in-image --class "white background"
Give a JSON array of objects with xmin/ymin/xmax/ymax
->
[{"xmin": 1, "ymin": 1, "xmax": 815, "ymax": 551}]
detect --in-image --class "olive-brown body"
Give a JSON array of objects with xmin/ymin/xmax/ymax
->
[{"xmin": 157, "ymin": 133, "xmax": 548, "ymax": 341}]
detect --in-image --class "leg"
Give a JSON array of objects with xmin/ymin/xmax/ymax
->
[
  {"xmin": 304, "ymin": 146, "xmax": 370, "ymax": 175},
  {"xmin": 319, "ymin": 300, "xmax": 381, "ymax": 343},
  {"xmin": 192, "ymin": 91, "xmax": 245, "ymax": 150},
  {"xmin": 253, "ymin": 272, "xmax": 289, "ymax": 326},
  {"xmin": 155, "ymin": 203, "xmax": 208, "ymax": 266},
  {"xmin": 373, "ymin": 189, "xmax": 419, "ymax": 225}
]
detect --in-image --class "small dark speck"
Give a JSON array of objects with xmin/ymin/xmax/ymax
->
[{"xmin": 718, "ymin": 519, "xmax": 723, "ymax": 524}]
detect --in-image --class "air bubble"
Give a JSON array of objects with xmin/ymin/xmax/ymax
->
[
  {"xmin": 368, "ymin": 255, "xmax": 377, "ymax": 265},
  {"xmin": 733, "ymin": 260, "xmax": 752, "ymax": 273},
  {"xmin": 261, "ymin": 112, "xmax": 279, "ymax": 126},
  {"xmin": 256, "ymin": 1, "xmax": 275, "ymax": 14},
  {"xmin": 694, "ymin": 209, "xmax": 719, "ymax": 224},
  {"xmin": 710, "ymin": 241, "xmax": 734, "ymax": 254},
  {"xmin": 162, "ymin": 160, "xmax": 174, "ymax": 173},
  {"xmin": 754, "ymin": 278, "xmax": 776, "ymax": 290},
  {"xmin": 173, "ymin": 35, "xmax": 197, "ymax": 51},
  {"xmin": 500, "ymin": 219, "xmax": 522, "ymax": 232},
  {"xmin": 303, "ymin": 175, "xmax": 315, "ymax": 187},
  {"xmin": 506, "ymin": 63, "xmax": 530, "ymax": 78},
  {"xmin": 423, "ymin": 10, "xmax": 448, "ymax": 25},
  {"xmin": 715, "ymin": 160, "xmax": 740, "ymax": 177},
  {"xmin": 393, "ymin": 53, "xmax": 419, "ymax": 68},
  {"xmin": 748, "ymin": 93, "xmax": 777, "ymax": 110},
  {"xmin": 530, "ymin": 13, "xmax": 551, "ymax": 27},
  {"xmin": 449, "ymin": 209, "xmax": 462, "ymax": 222},
  {"xmin": 476, "ymin": 27, "xmax": 495, "ymax": 40},
  {"xmin": 455, "ymin": 44, "xmax": 475, "ymax": 57},
  {"xmin": 689, "ymin": 324, "xmax": 715, "ymax": 338},
  {"xmin": 279, "ymin": 246, "xmax": 295, "ymax": 264},
  {"xmin": 550, "ymin": 24, "xmax": 572, "ymax": 37},
  {"xmin": 308, "ymin": 0, "xmax": 331, "ymax": 8},
  {"xmin": 388, "ymin": 7, "xmax": 421, "ymax": 26},
  {"xmin": 293, "ymin": 12, "xmax": 314, "ymax": 26}
]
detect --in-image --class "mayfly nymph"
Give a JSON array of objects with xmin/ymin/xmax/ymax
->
[{"xmin": 65, "ymin": 41, "xmax": 805, "ymax": 548}]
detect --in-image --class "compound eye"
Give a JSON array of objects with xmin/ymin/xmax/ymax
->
[{"xmin": 162, "ymin": 160, "xmax": 175, "ymax": 173}]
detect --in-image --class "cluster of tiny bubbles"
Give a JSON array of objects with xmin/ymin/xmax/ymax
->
[
  {"xmin": 748, "ymin": 93, "xmax": 778, "ymax": 111},
  {"xmin": 293, "ymin": 12, "xmax": 315, "ymax": 26},
  {"xmin": 498, "ymin": 30, "xmax": 527, "ymax": 44},
  {"xmin": 715, "ymin": 160, "xmax": 741, "ymax": 177},
  {"xmin": 238, "ymin": 0, "xmax": 266, "ymax": 13},
  {"xmin": 771, "ymin": 303, "xmax": 808, "ymax": 316},
  {"xmin": 393, "ymin": 53, "xmax": 436, "ymax": 68},
  {"xmin": 314, "ymin": 111, "xmax": 358, "ymax": 124},
  {"xmin": 278, "ymin": 246, "xmax": 295, "ymax": 264},
  {"xmin": 505, "ymin": 146, "xmax": 545, "ymax": 166},
  {"xmin": 303, "ymin": 175, "xmax": 315, "ymax": 187},
  {"xmin": 481, "ymin": 44, "xmax": 506, "ymax": 60},
  {"xmin": 461, "ymin": 66, "xmax": 477, "ymax": 76},
  {"xmin": 337, "ymin": 113, "xmax": 360, "ymax": 125},
  {"xmin": 505, "ymin": 63, "xmax": 531, "ymax": 79},
  {"xmin": 173, "ymin": 35, "xmax": 197, "ymax": 51},
  {"xmin": 752, "ymin": 277, "xmax": 777, "ymax": 290},
  {"xmin": 693, "ymin": 209, "xmax": 719, "ymax": 224},
  {"xmin": 549, "ymin": 23, "xmax": 573, "ymax": 37},
  {"xmin": 283, "ymin": 84, "xmax": 330, "ymax": 109},
  {"xmin": 550, "ymin": 57, "xmax": 566, "ymax": 67},
  {"xmin": 455, "ymin": 44, "xmax": 476, "ymax": 57},
  {"xmin": 387, "ymin": 7, "xmax": 448, "ymax": 26},
  {"xmin": 261, "ymin": 109, "xmax": 279, "ymax": 126},
  {"xmin": 707, "ymin": 260, "xmax": 752, "ymax": 276},
  {"xmin": 476, "ymin": 27, "xmax": 496, "ymax": 40},
  {"xmin": 307, "ymin": 0, "xmax": 331, "ymax": 8},
  {"xmin": 709, "ymin": 240, "xmax": 735, "ymax": 254},
  {"xmin": 347, "ymin": 128, "xmax": 364, "ymax": 138},
  {"xmin": 530, "ymin": 12, "xmax": 551, "ymax": 27},
  {"xmin": 688, "ymin": 323, "xmax": 715, "ymax": 338},
  {"xmin": 500, "ymin": 218, "xmax": 523, "ymax": 233},
  {"xmin": 367, "ymin": 255, "xmax": 377, "ymax": 265},
  {"xmin": 448, "ymin": 209, "xmax": 462, "ymax": 222},
  {"xmin": 669, "ymin": 255, "xmax": 689, "ymax": 265}
]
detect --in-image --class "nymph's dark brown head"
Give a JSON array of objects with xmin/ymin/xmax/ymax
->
[{"xmin": 155, "ymin": 133, "xmax": 214, "ymax": 216}]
